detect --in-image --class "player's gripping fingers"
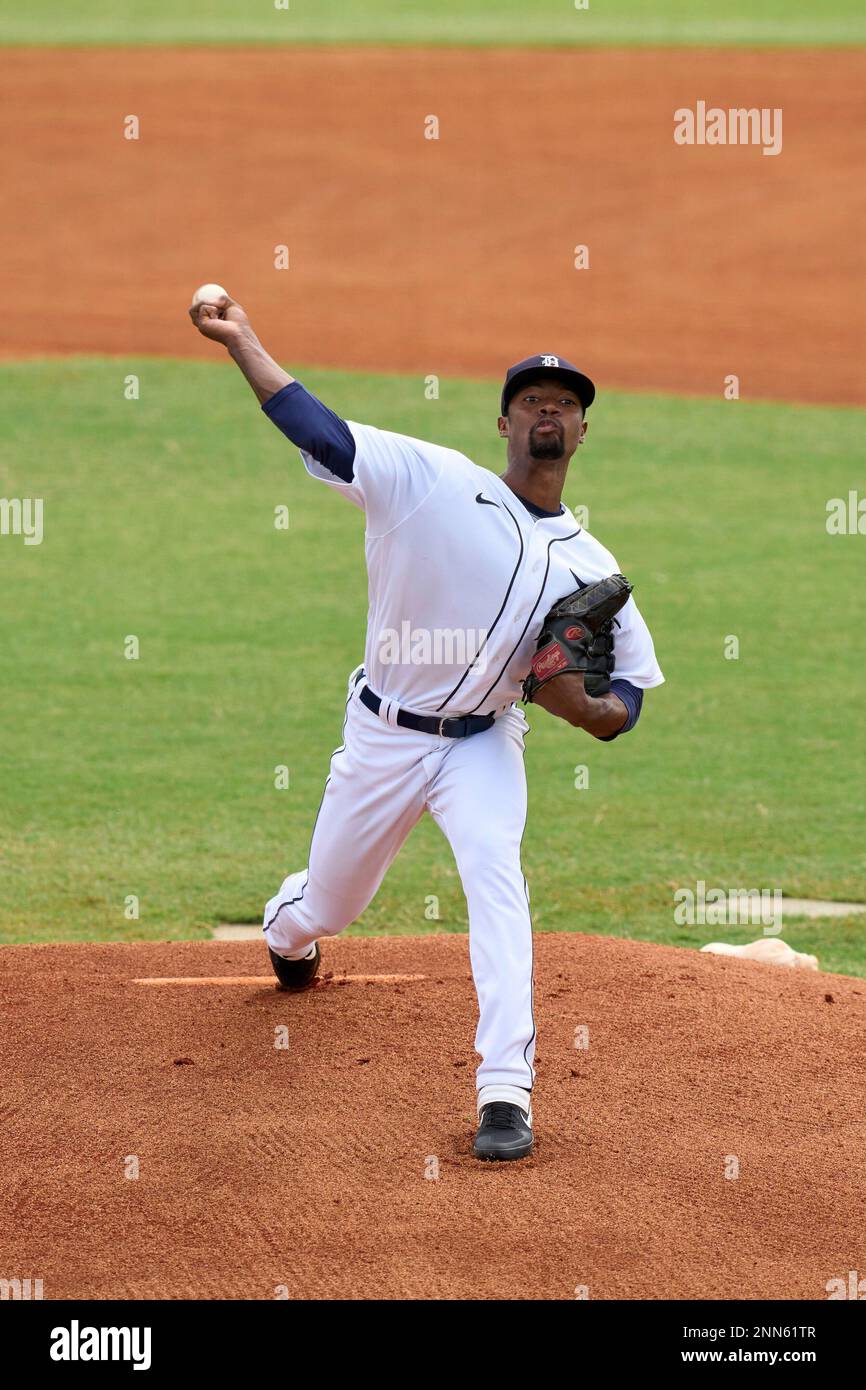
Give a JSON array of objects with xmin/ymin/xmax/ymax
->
[
  {"xmin": 188, "ymin": 298, "xmax": 246, "ymax": 344},
  {"xmin": 189, "ymin": 302, "xmax": 225, "ymax": 341},
  {"xmin": 220, "ymin": 297, "xmax": 249, "ymax": 326},
  {"xmin": 188, "ymin": 301, "xmax": 216, "ymax": 324}
]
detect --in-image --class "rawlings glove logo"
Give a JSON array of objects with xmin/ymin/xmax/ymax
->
[{"xmin": 522, "ymin": 572, "xmax": 632, "ymax": 704}]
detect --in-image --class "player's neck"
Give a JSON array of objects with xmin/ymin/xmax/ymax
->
[{"xmin": 500, "ymin": 459, "xmax": 568, "ymax": 514}]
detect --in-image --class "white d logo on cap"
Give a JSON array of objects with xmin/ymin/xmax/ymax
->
[{"xmin": 540, "ymin": 355, "xmax": 560, "ymax": 367}]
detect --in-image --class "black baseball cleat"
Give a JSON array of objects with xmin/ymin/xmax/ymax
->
[
  {"xmin": 473, "ymin": 1102, "xmax": 534, "ymax": 1161},
  {"xmin": 268, "ymin": 942, "xmax": 321, "ymax": 992}
]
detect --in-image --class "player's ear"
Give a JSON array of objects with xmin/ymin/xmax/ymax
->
[
  {"xmin": 497, "ymin": 415, "xmax": 509, "ymax": 438},
  {"xmin": 577, "ymin": 419, "xmax": 589, "ymax": 446}
]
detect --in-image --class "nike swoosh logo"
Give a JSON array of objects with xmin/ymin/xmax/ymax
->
[{"xmin": 476, "ymin": 492, "xmax": 499, "ymax": 507}]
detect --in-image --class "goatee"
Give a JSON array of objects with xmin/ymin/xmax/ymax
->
[{"xmin": 529, "ymin": 435, "xmax": 565, "ymax": 461}]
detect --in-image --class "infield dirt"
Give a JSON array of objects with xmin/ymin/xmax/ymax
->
[
  {"xmin": 2, "ymin": 932, "xmax": 864, "ymax": 1300},
  {"xmin": 3, "ymin": 45, "xmax": 864, "ymax": 404}
]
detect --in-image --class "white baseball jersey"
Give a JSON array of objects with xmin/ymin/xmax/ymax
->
[
  {"xmin": 299, "ymin": 422, "xmax": 664, "ymax": 714},
  {"xmin": 265, "ymin": 414, "xmax": 663, "ymax": 1105}
]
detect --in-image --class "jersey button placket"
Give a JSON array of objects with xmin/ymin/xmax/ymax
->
[{"xmin": 504, "ymin": 526, "xmax": 544, "ymax": 636}]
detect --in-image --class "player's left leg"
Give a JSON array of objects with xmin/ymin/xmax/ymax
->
[{"xmin": 426, "ymin": 704, "xmax": 535, "ymax": 1105}]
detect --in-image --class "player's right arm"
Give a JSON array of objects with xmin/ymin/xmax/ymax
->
[
  {"xmin": 188, "ymin": 289, "xmax": 356, "ymax": 482},
  {"xmin": 188, "ymin": 288, "xmax": 443, "ymax": 528},
  {"xmin": 188, "ymin": 291, "xmax": 294, "ymax": 403}
]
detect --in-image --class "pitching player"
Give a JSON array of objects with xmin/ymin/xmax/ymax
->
[{"xmin": 189, "ymin": 290, "xmax": 663, "ymax": 1161}]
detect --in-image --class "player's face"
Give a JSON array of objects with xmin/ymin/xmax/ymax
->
[{"xmin": 498, "ymin": 378, "xmax": 586, "ymax": 462}]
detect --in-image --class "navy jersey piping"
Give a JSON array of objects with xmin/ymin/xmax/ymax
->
[
  {"xmin": 466, "ymin": 529, "xmax": 582, "ymax": 714},
  {"xmin": 434, "ymin": 498, "xmax": 525, "ymax": 713}
]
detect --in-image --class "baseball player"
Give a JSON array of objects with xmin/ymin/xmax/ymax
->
[{"xmin": 189, "ymin": 290, "xmax": 664, "ymax": 1161}]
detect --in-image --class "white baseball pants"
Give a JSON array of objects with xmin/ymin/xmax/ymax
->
[{"xmin": 263, "ymin": 669, "xmax": 536, "ymax": 1093}]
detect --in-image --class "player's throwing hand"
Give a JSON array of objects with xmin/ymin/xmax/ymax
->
[
  {"xmin": 188, "ymin": 285, "xmax": 249, "ymax": 346},
  {"xmin": 185, "ymin": 283, "xmax": 294, "ymax": 404}
]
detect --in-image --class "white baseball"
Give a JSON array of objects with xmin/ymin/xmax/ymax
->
[{"xmin": 192, "ymin": 282, "xmax": 229, "ymax": 307}]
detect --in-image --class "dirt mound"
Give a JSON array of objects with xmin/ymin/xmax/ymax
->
[{"xmin": 1, "ymin": 932, "xmax": 863, "ymax": 1299}]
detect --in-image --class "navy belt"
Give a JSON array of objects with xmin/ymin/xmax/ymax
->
[{"xmin": 359, "ymin": 683, "xmax": 495, "ymax": 739}]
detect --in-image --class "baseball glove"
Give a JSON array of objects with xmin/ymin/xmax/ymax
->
[{"xmin": 522, "ymin": 573, "xmax": 633, "ymax": 704}]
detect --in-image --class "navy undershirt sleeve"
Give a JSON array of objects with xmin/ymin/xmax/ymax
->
[
  {"xmin": 262, "ymin": 381, "xmax": 357, "ymax": 482},
  {"xmin": 598, "ymin": 678, "xmax": 644, "ymax": 741}
]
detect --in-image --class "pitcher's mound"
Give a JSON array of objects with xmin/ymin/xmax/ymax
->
[{"xmin": 1, "ymin": 933, "xmax": 862, "ymax": 1300}]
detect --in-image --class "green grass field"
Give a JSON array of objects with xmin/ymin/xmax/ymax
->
[
  {"xmin": 2, "ymin": 358, "xmax": 864, "ymax": 972},
  {"xmin": 0, "ymin": 0, "xmax": 864, "ymax": 46}
]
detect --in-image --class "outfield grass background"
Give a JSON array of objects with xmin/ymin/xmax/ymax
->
[
  {"xmin": 0, "ymin": 0, "xmax": 864, "ymax": 46},
  {"xmin": 1, "ymin": 358, "xmax": 864, "ymax": 972}
]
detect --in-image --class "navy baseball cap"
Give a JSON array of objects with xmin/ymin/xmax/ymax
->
[{"xmin": 501, "ymin": 354, "xmax": 596, "ymax": 415}]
